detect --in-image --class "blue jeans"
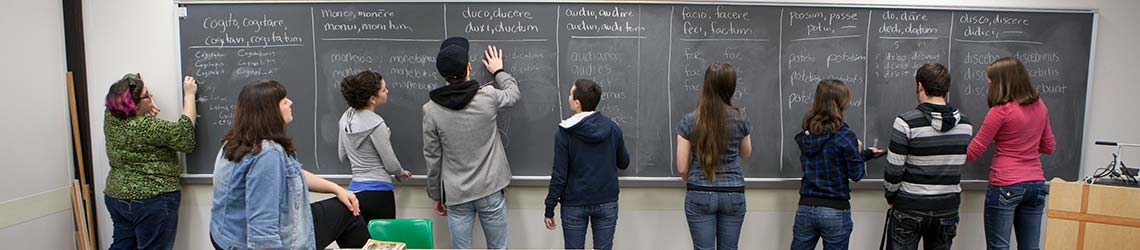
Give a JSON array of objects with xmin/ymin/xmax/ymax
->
[
  {"xmin": 984, "ymin": 181, "xmax": 1048, "ymax": 250},
  {"xmin": 446, "ymin": 190, "xmax": 508, "ymax": 249},
  {"xmin": 561, "ymin": 201, "xmax": 619, "ymax": 250},
  {"xmin": 105, "ymin": 190, "xmax": 181, "ymax": 250},
  {"xmin": 791, "ymin": 205, "xmax": 853, "ymax": 250},
  {"xmin": 685, "ymin": 191, "xmax": 746, "ymax": 250}
]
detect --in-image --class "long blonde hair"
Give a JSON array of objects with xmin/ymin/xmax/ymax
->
[{"xmin": 693, "ymin": 63, "xmax": 738, "ymax": 180}]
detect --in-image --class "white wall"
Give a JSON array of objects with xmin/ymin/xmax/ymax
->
[
  {"xmin": 82, "ymin": 0, "xmax": 1140, "ymax": 249},
  {"xmin": 83, "ymin": 0, "xmax": 184, "ymax": 248},
  {"xmin": 0, "ymin": 0, "xmax": 78, "ymax": 249}
]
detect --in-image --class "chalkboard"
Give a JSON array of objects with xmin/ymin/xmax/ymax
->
[{"xmin": 179, "ymin": 2, "xmax": 1093, "ymax": 181}]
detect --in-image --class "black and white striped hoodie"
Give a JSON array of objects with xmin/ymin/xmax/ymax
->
[{"xmin": 885, "ymin": 103, "xmax": 973, "ymax": 211}]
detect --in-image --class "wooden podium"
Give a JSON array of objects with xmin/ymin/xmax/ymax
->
[{"xmin": 1045, "ymin": 178, "xmax": 1140, "ymax": 249}]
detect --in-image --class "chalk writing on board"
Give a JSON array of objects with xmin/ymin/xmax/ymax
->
[
  {"xmin": 462, "ymin": 7, "xmax": 541, "ymax": 35},
  {"xmin": 330, "ymin": 52, "xmax": 375, "ymax": 63},
  {"xmin": 194, "ymin": 51, "xmax": 226, "ymax": 60},
  {"xmin": 203, "ymin": 13, "xmax": 289, "ymax": 33},
  {"xmin": 565, "ymin": 6, "xmax": 635, "ymax": 18},
  {"xmin": 564, "ymin": 6, "xmax": 644, "ymax": 33},
  {"xmin": 961, "ymin": 83, "xmax": 986, "ymax": 96},
  {"xmin": 878, "ymin": 11, "xmax": 938, "ymax": 37},
  {"xmin": 193, "ymin": 59, "xmax": 226, "ymax": 78},
  {"xmin": 681, "ymin": 7, "xmax": 755, "ymax": 36},
  {"xmin": 958, "ymin": 12, "xmax": 1033, "ymax": 41},
  {"xmin": 561, "ymin": 5, "xmax": 643, "ymax": 128},
  {"xmin": 202, "ymin": 93, "xmax": 235, "ymax": 127},
  {"xmin": 961, "ymin": 51, "xmax": 1064, "ymax": 81},
  {"xmin": 787, "ymin": 11, "xmax": 860, "ymax": 35},
  {"xmin": 389, "ymin": 54, "xmax": 433, "ymax": 65},
  {"xmin": 782, "ymin": 8, "xmax": 868, "ymax": 121},
  {"xmin": 387, "ymin": 53, "xmax": 442, "ymax": 90},
  {"xmin": 198, "ymin": 13, "xmax": 303, "ymax": 48},
  {"xmin": 1036, "ymin": 81, "xmax": 1068, "ymax": 95},
  {"xmin": 320, "ymin": 8, "xmax": 415, "ymax": 33}
]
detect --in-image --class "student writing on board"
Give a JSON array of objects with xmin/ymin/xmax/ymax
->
[
  {"xmin": 102, "ymin": 74, "xmax": 198, "ymax": 250},
  {"xmin": 542, "ymin": 79, "xmax": 630, "ymax": 250},
  {"xmin": 882, "ymin": 63, "xmax": 974, "ymax": 249},
  {"xmin": 675, "ymin": 63, "xmax": 753, "ymax": 250},
  {"xmin": 337, "ymin": 70, "xmax": 413, "ymax": 223},
  {"xmin": 967, "ymin": 57, "xmax": 1056, "ymax": 250},
  {"xmin": 423, "ymin": 37, "xmax": 520, "ymax": 249},
  {"xmin": 791, "ymin": 79, "xmax": 884, "ymax": 250}
]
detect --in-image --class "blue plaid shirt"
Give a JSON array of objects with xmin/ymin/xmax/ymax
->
[
  {"xmin": 676, "ymin": 111, "xmax": 751, "ymax": 188},
  {"xmin": 795, "ymin": 123, "xmax": 866, "ymax": 208}
]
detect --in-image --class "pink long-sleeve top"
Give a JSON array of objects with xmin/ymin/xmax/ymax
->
[{"xmin": 967, "ymin": 99, "xmax": 1056, "ymax": 186}]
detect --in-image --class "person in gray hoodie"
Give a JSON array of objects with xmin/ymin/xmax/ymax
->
[
  {"xmin": 338, "ymin": 70, "xmax": 413, "ymax": 224},
  {"xmin": 423, "ymin": 37, "xmax": 519, "ymax": 249}
]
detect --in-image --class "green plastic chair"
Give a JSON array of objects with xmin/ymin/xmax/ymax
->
[{"xmin": 367, "ymin": 219, "xmax": 434, "ymax": 249}]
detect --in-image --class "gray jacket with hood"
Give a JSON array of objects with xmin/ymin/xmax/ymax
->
[
  {"xmin": 423, "ymin": 72, "xmax": 520, "ymax": 205},
  {"xmin": 338, "ymin": 108, "xmax": 406, "ymax": 185}
]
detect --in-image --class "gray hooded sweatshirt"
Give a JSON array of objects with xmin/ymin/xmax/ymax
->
[
  {"xmin": 338, "ymin": 108, "xmax": 406, "ymax": 186},
  {"xmin": 423, "ymin": 72, "xmax": 519, "ymax": 205}
]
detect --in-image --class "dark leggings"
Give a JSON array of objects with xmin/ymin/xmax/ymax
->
[
  {"xmin": 356, "ymin": 190, "xmax": 397, "ymax": 223},
  {"xmin": 312, "ymin": 197, "xmax": 371, "ymax": 248},
  {"xmin": 211, "ymin": 197, "xmax": 371, "ymax": 249}
]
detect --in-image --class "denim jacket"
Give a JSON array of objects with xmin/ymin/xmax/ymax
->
[{"xmin": 210, "ymin": 140, "xmax": 314, "ymax": 249}]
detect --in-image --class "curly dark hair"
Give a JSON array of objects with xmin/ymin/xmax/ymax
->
[{"xmin": 340, "ymin": 70, "xmax": 384, "ymax": 109}]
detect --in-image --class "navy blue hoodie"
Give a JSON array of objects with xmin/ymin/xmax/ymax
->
[
  {"xmin": 544, "ymin": 112, "xmax": 630, "ymax": 218},
  {"xmin": 795, "ymin": 123, "xmax": 879, "ymax": 209}
]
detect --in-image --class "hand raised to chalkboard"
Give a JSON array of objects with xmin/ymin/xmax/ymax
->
[
  {"xmin": 482, "ymin": 45, "xmax": 504, "ymax": 74},
  {"xmin": 182, "ymin": 76, "xmax": 199, "ymax": 125},
  {"xmin": 183, "ymin": 76, "xmax": 198, "ymax": 97}
]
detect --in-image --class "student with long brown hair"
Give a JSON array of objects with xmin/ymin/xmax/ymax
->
[
  {"xmin": 968, "ymin": 57, "xmax": 1055, "ymax": 250},
  {"xmin": 790, "ymin": 79, "xmax": 883, "ymax": 250},
  {"xmin": 676, "ymin": 63, "xmax": 752, "ymax": 250},
  {"xmin": 209, "ymin": 80, "xmax": 370, "ymax": 250}
]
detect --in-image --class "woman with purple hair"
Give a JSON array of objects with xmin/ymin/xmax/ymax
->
[{"xmin": 102, "ymin": 74, "xmax": 198, "ymax": 250}]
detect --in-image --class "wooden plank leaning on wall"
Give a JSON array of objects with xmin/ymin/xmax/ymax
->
[{"xmin": 67, "ymin": 72, "xmax": 95, "ymax": 250}]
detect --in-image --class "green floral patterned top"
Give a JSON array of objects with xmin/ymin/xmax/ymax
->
[{"xmin": 103, "ymin": 111, "xmax": 195, "ymax": 200}]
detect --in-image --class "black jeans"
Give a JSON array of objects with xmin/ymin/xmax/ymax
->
[
  {"xmin": 356, "ymin": 190, "xmax": 397, "ymax": 223},
  {"xmin": 312, "ymin": 197, "xmax": 371, "ymax": 248},
  {"xmin": 883, "ymin": 209, "xmax": 959, "ymax": 250},
  {"xmin": 211, "ymin": 197, "xmax": 370, "ymax": 250}
]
